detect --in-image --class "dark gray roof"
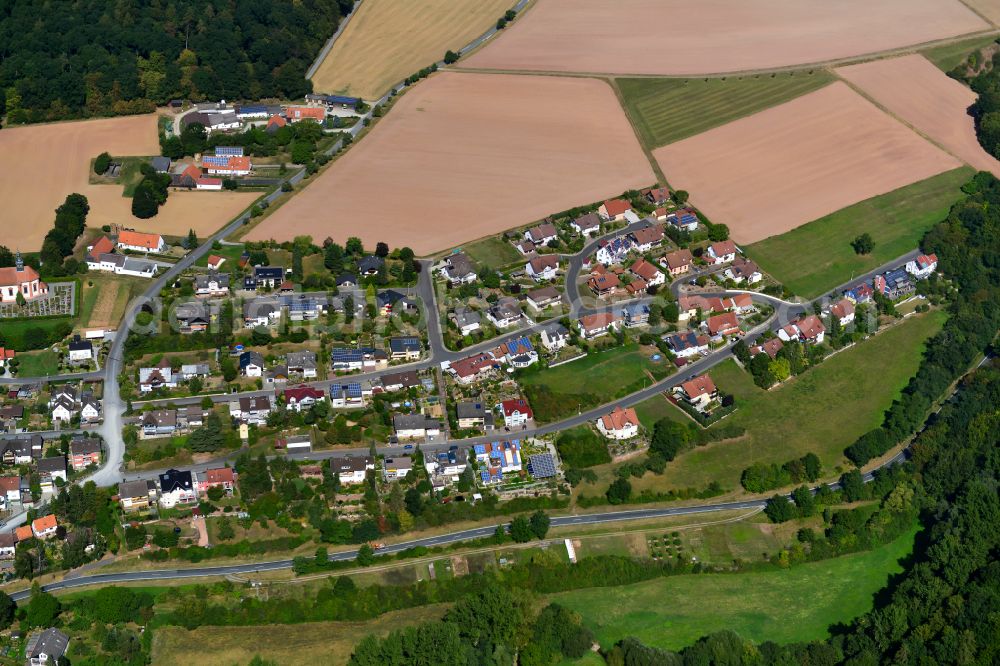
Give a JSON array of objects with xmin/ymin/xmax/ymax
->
[
  {"xmin": 158, "ymin": 468, "xmax": 193, "ymax": 493},
  {"xmin": 26, "ymin": 628, "xmax": 69, "ymax": 660},
  {"xmin": 456, "ymin": 401, "xmax": 487, "ymax": 419},
  {"xmin": 119, "ymin": 479, "xmax": 155, "ymax": 498},
  {"xmin": 37, "ymin": 456, "xmax": 67, "ymax": 474}
]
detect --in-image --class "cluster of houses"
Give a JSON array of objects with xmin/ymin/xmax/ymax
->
[
  {"xmin": 49, "ymin": 386, "xmax": 101, "ymax": 424},
  {"xmin": 118, "ymin": 466, "xmax": 237, "ymax": 512},
  {"xmin": 0, "ymin": 436, "xmax": 101, "ymax": 513},
  {"xmin": 178, "ymin": 95, "xmax": 361, "ymax": 136},
  {"xmin": 84, "ymin": 231, "xmax": 164, "ymax": 278},
  {"xmin": 840, "ymin": 253, "xmax": 937, "ymax": 304},
  {"xmin": 441, "ymin": 334, "xmax": 538, "ymax": 383}
]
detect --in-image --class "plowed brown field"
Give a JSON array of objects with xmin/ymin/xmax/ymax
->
[
  {"xmin": 0, "ymin": 114, "xmax": 258, "ymax": 250},
  {"xmin": 836, "ymin": 54, "xmax": 1000, "ymax": 177},
  {"xmin": 463, "ymin": 0, "xmax": 988, "ymax": 76},
  {"xmin": 246, "ymin": 72, "xmax": 655, "ymax": 254},
  {"xmin": 653, "ymin": 83, "xmax": 962, "ymax": 244}
]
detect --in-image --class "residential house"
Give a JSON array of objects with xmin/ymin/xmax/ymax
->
[
  {"xmin": 526, "ymin": 285, "xmax": 561, "ymax": 311},
  {"xmin": 727, "ymin": 293, "xmax": 755, "ymax": 314},
  {"xmin": 750, "ymin": 338, "xmax": 785, "ymax": 359},
  {"xmin": 336, "ymin": 273, "xmax": 357, "ymax": 288},
  {"xmin": 667, "ymin": 208, "xmax": 699, "ymax": 232},
  {"xmin": 779, "ymin": 315, "xmax": 826, "ymax": 344},
  {"xmin": 284, "ymin": 385, "xmax": 325, "ymax": 412},
  {"xmin": 0, "ymin": 533, "xmax": 15, "ymax": 558},
  {"xmin": 643, "ymin": 186, "xmax": 671, "ymax": 206},
  {"xmin": 705, "ymin": 240, "xmax": 739, "ymax": 265},
  {"xmin": 25, "ymin": 627, "xmax": 70, "ymax": 666},
  {"xmin": 31, "ymin": 513, "xmax": 59, "ymax": 539},
  {"xmin": 174, "ymin": 301, "xmax": 212, "ymax": 334},
  {"xmin": 335, "ymin": 455, "xmax": 375, "ymax": 485},
  {"xmin": 37, "ymin": 456, "xmax": 67, "ymax": 493},
  {"xmin": 577, "ymin": 312, "xmax": 621, "ymax": 339},
  {"xmin": 439, "ymin": 253, "xmax": 477, "ymax": 284},
  {"xmin": 243, "ymin": 298, "xmax": 281, "ymax": 327},
  {"xmin": 486, "ymin": 297, "xmax": 523, "ymax": 329},
  {"xmin": 379, "ymin": 370, "xmax": 421, "ymax": 392},
  {"xmin": 206, "ymin": 255, "xmax": 226, "ymax": 271},
  {"xmin": 571, "ymin": 212, "xmax": 602, "ymax": 237},
  {"xmin": 194, "ymin": 272, "xmax": 230, "ymax": 297},
  {"xmin": 830, "ymin": 299, "xmax": 856, "ymax": 326},
  {"xmin": 239, "ymin": 351, "xmax": 265, "ymax": 377},
  {"xmin": 329, "ymin": 382, "xmax": 369, "ymax": 408},
  {"xmin": 357, "ymin": 255, "xmax": 384, "ymax": 276},
  {"xmin": 0, "ymin": 347, "xmax": 14, "ymax": 370},
  {"xmin": 630, "ymin": 259, "xmax": 664, "ymax": 287},
  {"xmin": 526, "ymin": 255, "xmax": 559, "ymax": 282},
  {"xmin": 515, "ymin": 239, "xmax": 537, "ymax": 255},
  {"xmin": 445, "ymin": 352, "xmax": 498, "ymax": 384},
  {"xmin": 87, "ymin": 252, "xmax": 158, "ymax": 278},
  {"xmin": 629, "ymin": 223, "xmax": 664, "ymax": 252},
  {"xmin": 383, "ymin": 456, "xmax": 413, "ymax": 481},
  {"xmin": 0, "ymin": 255, "xmax": 48, "ymax": 303},
  {"xmin": 285, "ymin": 105, "xmax": 326, "ymax": 123},
  {"xmin": 177, "ymin": 406, "xmax": 205, "ymax": 429},
  {"xmin": 457, "ymin": 402, "xmax": 494, "ymax": 430},
  {"xmin": 494, "ymin": 336, "xmax": 538, "ymax": 368},
  {"xmin": 198, "ymin": 467, "xmax": 236, "ymax": 495},
  {"xmin": 84, "ymin": 236, "xmax": 115, "ymax": 268},
  {"xmin": 80, "ymin": 394, "xmax": 101, "ymax": 423},
  {"xmin": 14, "ymin": 526, "xmax": 31, "ymax": 542},
  {"xmin": 67, "ymin": 337, "xmax": 93, "ymax": 363},
  {"xmin": 279, "ymin": 434, "xmax": 313, "ymax": 453},
  {"xmin": 50, "ymin": 393, "xmax": 77, "ymax": 423},
  {"xmin": 0, "ymin": 438, "xmax": 36, "ymax": 465},
  {"xmin": 425, "ymin": 448, "xmax": 468, "ymax": 481},
  {"xmin": 264, "ymin": 365, "xmax": 289, "ymax": 386},
  {"xmin": 330, "ymin": 347, "xmax": 387, "ymax": 372},
  {"xmin": 203, "ymin": 155, "xmax": 252, "ymax": 176},
  {"xmin": 474, "ymin": 440, "xmax": 522, "ymax": 472},
  {"xmin": 724, "ymin": 258, "xmax": 762, "ymax": 284},
  {"xmin": 595, "ymin": 235, "xmax": 636, "ymax": 265},
  {"xmin": 677, "ymin": 374, "xmax": 718, "ymax": 411},
  {"xmin": 142, "ymin": 410, "xmax": 177, "ymax": 437},
  {"xmin": 229, "ymin": 396, "xmax": 272, "ymax": 424},
  {"xmin": 389, "ymin": 336, "xmax": 422, "ymax": 360},
  {"xmin": 180, "ymin": 364, "xmax": 210, "ymax": 381},
  {"xmin": 666, "ymin": 332, "xmax": 709, "ymax": 359},
  {"xmin": 661, "ymin": 249, "xmax": 694, "ymax": 276},
  {"xmin": 286, "ymin": 350, "xmax": 318, "ymax": 378},
  {"xmin": 139, "ymin": 367, "xmax": 177, "ymax": 392},
  {"xmin": 0, "ymin": 476, "xmax": 21, "ymax": 505},
  {"xmin": 118, "ymin": 479, "xmax": 157, "ymax": 513},
  {"xmin": 500, "ymin": 399, "xmax": 533, "ymax": 427},
  {"xmin": 875, "ymin": 269, "xmax": 915, "ymax": 300},
  {"xmin": 377, "ymin": 289, "xmax": 414, "ymax": 316},
  {"xmin": 540, "ymin": 323, "xmax": 570, "ymax": 351},
  {"xmin": 598, "ymin": 198, "xmax": 632, "ymax": 222},
  {"xmin": 905, "ymin": 253, "xmax": 938, "ymax": 280},
  {"xmin": 588, "ymin": 272, "xmax": 620, "ymax": 299},
  {"xmin": 844, "ymin": 283, "xmax": 874, "ymax": 304},
  {"xmin": 251, "ymin": 266, "xmax": 285, "ymax": 290},
  {"xmin": 69, "ymin": 439, "xmax": 101, "ymax": 470},
  {"xmin": 622, "ymin": 302, "xmax": 650, "ymax": 328},
  {"xmin": 524, "ymin": 222, "xmax": 558, "ymax": 246},
  {"xmin": 451, "ymin": 308, "xmax": 482, "ymax": 335},
  {"xmin": 705, "ymin": 312, "xmax": 741, "ymax": 338},
  {"xmin": 597, "ymin": 406, "xmax": 640, "ymax": 440},
  {"xmin": 393, "ymin": 413, "xmax": 441, "ymax": 439},
  {"xmin": 158, "ymin": 468, "xmax": 197, "ymax": 508},
  {"xmin": 116, "ymin": 230, "xmax": 165, "ymax": 254}
]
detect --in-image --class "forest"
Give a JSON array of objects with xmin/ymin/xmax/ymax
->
[{"xmin": 0, "ymin": 0, "xmax": 354, "ymax": 124}]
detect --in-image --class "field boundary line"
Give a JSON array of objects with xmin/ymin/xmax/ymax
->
[
  {"xmin": 833, "ymin": 73, "xmax": 971, "ymax": 167},
  {"xmin": 957, "ymin": 0, "xmax": 998, "ymax": 28},
  {"xmin": 607, "ymin": 77, "xmax": 669, "ymax": 185},
  {"xmin": 306, "ymin": 0, "xmax": 364, "ymax": 81}
]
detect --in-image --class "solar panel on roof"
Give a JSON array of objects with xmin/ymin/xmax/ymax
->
[
  {"xmin": 529, "ymin": 454, "xmax": 556, "ymax": 478},
  {"xmin": 203, "ymin": 155, "xmax": 229, "ymax": 166},
  {"xmin": 216, "ymin": 146, "xmax": 244, "ymax": 157}
]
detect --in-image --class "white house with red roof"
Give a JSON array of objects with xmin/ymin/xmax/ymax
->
[
  {"xmin": 705, "ymin": 311, "xmax": 740, "ymax": 337},
  {"xmin": 204, "ymin": 156, "xmax": 252, "ymax": 176},
  {"xmin": 196, "ymin": 176, "xmax": 223, "ymax": 190},
  {"xmin": 0, "ymin": 347, "xmax": 15, "ymax": 369},
  {"xmin": 283, "ymin": 385, "xmax": 326, "ymax": 412},
  {"xmin": 524, "ymin": 222, "xmax": 558, "ymax": 246},
  {"xmin": 285, "ymin": 106, "xmax": 326, "ymax": 123},
  {"xmin": 597, "ymin": 406, "xmax": 640, "ymax": 440},
  {"xmin": 905, "ymin": 253, "xmax": 938, "ymax": 280},
  {"xmin": 207, "ymin": 255, "xmax": 226, "ymax": 271},
  {"xmin": 705, "ymin": 240, "xmax": 739, "ymax": 265},
  {"xmin": 500, "ymin": 398, "xmax": 533, "ymax": 427},
  {"xmin": 630, "ymin": 259, "xmax": 664, "ymax": 287},
  {"xmin": 677, "ymin": 374, "xmax": 718, "ymax": 411},
  {"xmin": 444, "ymin": 352, "xmax": 497, "ymax": 384},
  {"xmin": 598, "ymin": 198, "xmax": 632, "ymax": 222},
  {"xmin": 779, "ymin": 315, "xmax": 826, "ymax": 344},
  {"xmin": 117, "ymin": 230, "xmax": 165, "ymax": 254},
  {"xmin": 198, "ymin": 467, "xmax": 237, "ymax": 495},
  {"xmin": 661, "ymin": 249, "xmax": 694, "ymax": 276},
  {"xmin": 526, "ymin": 255, "xmax": 559, "ymax": 282},
  {"xmin": 0, "ymin": 255, "xmax": 47, "ymax": 304},
  {"xmin": 577, "ymin": 312, "xmax": 621, "ymax": 339},
  {"xmin": 829, "ymin": 299, "xmax": 856, "ymax": 327}
]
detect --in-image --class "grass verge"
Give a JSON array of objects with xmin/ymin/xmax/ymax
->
[
  {"xmin": 921, "ymin": 34, "xmax": 998, "ymax": 71},
  {"xmin": 617, "ymin": 71, "xmax": 835, "ymax": 148},
  {"xmin": 746, "ymin": 167, "xmax": 973, "ymax": 298}
]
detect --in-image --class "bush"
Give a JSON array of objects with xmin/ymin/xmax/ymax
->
[
  {"xmin": 555, "ymin": 427, "xmax": 611, "ymax": 468},
  {"xmin": 93, "ymin": 152, "xmax": 111, "ymax": 175}
]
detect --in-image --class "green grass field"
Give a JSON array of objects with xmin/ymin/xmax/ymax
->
[
  {"xmin": 195, "ymin": 242, "xmax": 245, "ymax": 268},
  {"xmin": 553, "ymin": 526, "xmax": 916, "ymax": 651},
  {"xmin": 633, "ymin": 393, "xmax": 686, "ymax": 431},
  {"xmin": 644, "ymin": 311, "xmax": 945, "ymax": 492},
  {"xmin": 921, "ymin": 34, "xmax": 998, "ymax": 71},
  {"xmin": 521, "ymin": 345, "xmax": 671, "ymax": 422},
  {"xmin": 746, "ymin": 167, "xmax": 973, "ymax": 298},
  {"xmin": 617, "ymin": 71, "xmax": 835, "ymax": 148},
  {"xmin": 14, "ymin": 350, "xmax": 61, "ymax": 376},
  {"xmin": 462, "ymin": 236, "xmax": 521, "ymax": 270},
  {"xmin": 0, "ymin": 317, "xmax": 73, "ymax": 351}
]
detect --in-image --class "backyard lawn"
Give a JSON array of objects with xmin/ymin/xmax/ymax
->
[
  {"xmin": 13, "ymin": 350, "xmax": 61, "ymax": 376},
  {"xmin": 617, "ymin": 71, "xmax": 835, "ymax": 148},
  {"xmin": 745, "ymin": 167, "xmax": 972, "ymax": 298},
  {"xmin": 633, "ymin": 393, "xmax": 687, "ymax": 431},
  {"xmin": 644, "ymin": 311, "xmax": 945, "ymax": 492},
  {"xmin": 195, "ymin": 242, "xmax": 245, "ymax": 268},
  {"xmin": 521, "ymin": 344, "xmax": 672, "ymax": 422},
  {"xmin": 0, "ymin": 317, "xmax": 73, "ymax": 351},
  {"xmin": 461, "ymin": 236, "xmax": 521, "ymax": 270},
  {"xmin": 553, "ymin": 526, "xmax": 916, "ymax": 651}
]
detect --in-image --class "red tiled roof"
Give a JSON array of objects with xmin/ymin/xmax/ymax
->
[
  {"xmin": 706, "ymin": 311, "xmax": 739, "ymax": 335},
  {"xmin": 284, "ymin": 385, "xmax": 325, "ymax": 402},
  {"xmin": 0, "ymin": 476, "xmax": 19, "ymax": 492},
  {"xmin": 32, "ymin": 514, "xmax": 57, "ymax": 532},
  {"xmin": 500, "ymin": 399, "xmax": 533, "ymax": 419},
  {"xmin": 181, "ymin": 164, "xmax": 202, "ymax": 181},
  {"xmin": 118, "ymin": 230, "xmax": 162, "ymax": 250},
  {"xmin": 681, "ymin": 374, "xmax": 716, "ymax": 399},
  {"xmin": 631, "ymin": 225, "xmax": 664, "ymax": 245},
  {"xmin": 204, "ymin": 467, "xmax": 235, "ymax": 485},
  {"xmin": 267, "ymin": 115, "xmax": 287, "ymax": 128},
  {"xmin": 451, "ymin": 353, "xmax": 495, "ymax": 378},
  {"xmin": 602, "ymin": 198, "xmax": 632, "ymax": 217},
  {"xmin": 579, "ymin": 312, "xmax": 619, "ymax": 331},
  {"xmin": 630, "ymin": 259, "xmax": 659, "ymax": 281},
  {"xmin": 663, "ymin": 249, "xmax": 693, "ymax": 271},
  {"xmin": 600, "ymin": 406, "xmax": 639, "ymax": 431},
  {"xmin": 14, "ymin": 526, "xmax": 32, "ymax": 542},
  {"xmin": 709, "ymin": 240, "xmax": 738, "ymax": 257},
  {"xmin": 210, "ymin": 156, "xmax": 251, "ymax": 172},
  {"xmin": 89, "ymin": 236, "xmax": 115, "ymax": 257},
  {"xmin": 0, "ymin": 264, "xmax": 41, "ymax": 287},
  {"xmin": 207, "ymin": 255, "xmax": 225, "ymax": 268},
  {"xmin": 529, "ymin": 255, "xmax": 559, "ymax": 272},
  {"xmin": 830, "ymin": 299, "xmax": 855, "ymax": 320},
  {"xmin": 588, "ymin": 273, "xmax": 620, "ymax": 292},
  {"xmin": 286, "ymin": 106, "xmax": 325, "ymax": 121},
  {"xmin": 796, "ymin": 315, "xmax": 826, "ymax": 340},
  {"xmin": 0, "ymin": 348, "xmax": 14, "ymax": 361},
  {"xmin": 196, "ymin": 177, "xmax": 222, "ymax": 186}
]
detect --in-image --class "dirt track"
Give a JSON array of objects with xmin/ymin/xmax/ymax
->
[
  {"xmin": 247, "ymin": 72, "xmax": 655, "ymax": 254},
  {"xmin": 654, "ymin": 83, "xmax": 962, "ymax": 244},
  {"xmin": 463, "ymin": 0, "xmax": 988, "ymax": 76},
  {"xmin": 0, "ymin": 114, "xmax": 257, "ymax": 250},
  {"xmin": 836, "ymin": 54, "xmax": 1000, "ymax": 178}
]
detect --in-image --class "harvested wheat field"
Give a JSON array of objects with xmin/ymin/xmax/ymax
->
[
  {"xmin": 962, "ymin": 0, "xmax": 1000, "ymax": 26},
  {"xmin": 310, "ymin": 0, "xmax": 515, "ymax": 100},
  {"xmin": 836, "ymin": 54, "xmax": 1000, "ymax": 177},
  {"xmin": 247, "ymin": 72, "xmax": 655, "ymax": 254},
  {"xmin": 0, "ymin": 114, "xmax": 257, "ymax": 250},
  {"xmin": 654, "ymin": 83, "xmax": 962, "ymax": 244},
  {"xmin": 464, "ymin": 0, "xmax": 988, "ymax": 76}
]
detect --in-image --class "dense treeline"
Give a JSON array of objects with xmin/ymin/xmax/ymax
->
[
  {"xmin": 962, "ymin": 41, "xmax": 1000, "ymax": 157},
  {"xmin": 0, "ymin": 0, "xmax": 354, "ymax": 123},
  {"xmin": 845, "ymin": 172, "xmax": 1000, "ymax": 465},
  {"xmin": 39, "ymin": 193, "xmax": 89, "ymax": 277}
]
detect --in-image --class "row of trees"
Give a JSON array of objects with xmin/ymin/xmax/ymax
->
[
  {"xmin": 1, "ymin": 0, "xmax": 354, "ymax": 124},
  {"xmin": 38, "ymin": 193, "xmax": 89, "ymax": 276},
  {"xmin": 741, "ymin": 452, "xmax": 821, "ymax": 493}
]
